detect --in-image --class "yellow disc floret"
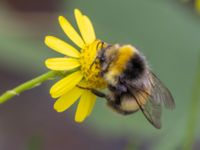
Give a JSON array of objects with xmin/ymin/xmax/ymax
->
[{"xmin": 79, "ymin": 40, "xmax": 107, "ymax": 89}]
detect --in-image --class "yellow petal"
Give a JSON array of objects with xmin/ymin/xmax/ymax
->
[
  {"xmin": 87, "ymin": 93, "xmax": 96, "ymax": 117},
  {"xmin": 50, "ymin": 71, "xmax": 83, "ymax": 98},
  {"xmin": 83, "ymin": 15, "xmax": 96, "ymax": 44},
  {"xmin": 45, "ymin": 58, "xmax": 80, "ymax": 71},
  {"xmin": 45, "ymin": 36, "xmax": 80, "ymax": 58},
  {"xmin": 75, "ymin": 91, "xmax": 96, "ymax": 122},
  {"xmin": 58, "ymin": 16, "xmax": 85, "ymax": 48},
  {"xmin": 74, "ymin": 9, "xmax": 88, "ymax": 44},
  {"xmin": 54, "ymin": 87, "xmax": 83, "ymax": 112},
  {"xmin": 74, "ymin": 9, "xmax": 96, "ymax": 45}
]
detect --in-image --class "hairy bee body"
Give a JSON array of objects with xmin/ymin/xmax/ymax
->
[
  {"xmin": 92, "ymin": 44, "xmax": 175, "ymax": 129},
  {"xmin": 100, "ymin": 45, "xmax": 149, "ymax": 113}
]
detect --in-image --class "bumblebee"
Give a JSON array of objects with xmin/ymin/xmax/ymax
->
[{"xmin": 89, "ymin": 44, "xmax": 175, "ymax": 129}]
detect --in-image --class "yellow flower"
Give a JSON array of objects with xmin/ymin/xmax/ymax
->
[{"xmin": 45, "ymin": 9, "xmax": 107, "ymax": 122}]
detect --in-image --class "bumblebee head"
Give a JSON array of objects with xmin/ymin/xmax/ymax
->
[{"xmin": 97, "ymin": 44, "xmax": 121, "ymax": 75}]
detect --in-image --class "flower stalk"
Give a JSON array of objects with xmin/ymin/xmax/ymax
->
[{"xmin": 0, "ymin": 71, "xmax": 58, "ymax": 104}]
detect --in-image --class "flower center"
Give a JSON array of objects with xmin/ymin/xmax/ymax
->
[{"xmin": 79, "ymin": 40, "xmax": 107, "ymax": 89}]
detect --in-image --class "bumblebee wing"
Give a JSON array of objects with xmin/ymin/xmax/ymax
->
[
  {"xmin": 125, "ymin": 72, "xmax": 174, "ymax": 129},
  {"xmin": 130, "ymin": 89, "xmax": 162, "ymax": 129},
  {"xmin": 137, "ymin": 72, "xmax": 175, "ymax": 128},
  {"xmin": 150, "ymin": 72, "xmax": 175, "ymax": 109},
  {"xmin": 141, "ymin": 98, "xmax": 162, "ymax": 129}
]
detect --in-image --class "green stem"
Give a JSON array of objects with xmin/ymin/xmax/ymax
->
[
  {"xmin": 0, "ymin": 71, "xmax": 58, "ymax": 104},
  {"xmin": 183, "ymin": 58, "xmax": 200, "ymax": 150}
]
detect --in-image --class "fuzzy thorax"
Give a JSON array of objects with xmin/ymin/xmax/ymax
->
[{"xmin": 104, "ymin": 45, "xmax": 136, "ymax": 85}]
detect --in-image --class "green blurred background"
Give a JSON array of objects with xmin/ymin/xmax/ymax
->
[{"xmin": 0, "ymin": 0, "xmax": 200, "ymax": 150}]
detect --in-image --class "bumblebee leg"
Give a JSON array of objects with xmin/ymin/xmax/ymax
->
[
  {"xmin": 76, "ymin": 85, "xmax": 111, "ymax": 101},
  {"xmin": 90, "ymin": 89, "xmax": 112, "ymax": 101},
  {"xmin": 91, "ymin": 89, "xmax": 106, "ymax": 98}
]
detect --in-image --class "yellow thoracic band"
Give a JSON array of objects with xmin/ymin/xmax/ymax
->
[
  {"xmin": 104, "ymin": 45, "xmax": 136, "ymax": 85},
  {"xmin": 111, "ymin": 45, "xmax": 135, "ymax": 75}
]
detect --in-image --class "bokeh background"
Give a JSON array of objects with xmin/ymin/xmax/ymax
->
[{"xmin": 0, "ymin": 0, "xmax": 200, "ymax": 150}]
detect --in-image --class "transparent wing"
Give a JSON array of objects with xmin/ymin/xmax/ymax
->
[
  {"xmin": 130, "ymin": 89, "xmax": 162, "ymax": 129},
  {"xmin": 150, "ymin": 72, "xmax": 175, "ymax": 109},
  {"xmin": 125, "ymin": 72, "xmax": 175, "ymax": 129}
]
